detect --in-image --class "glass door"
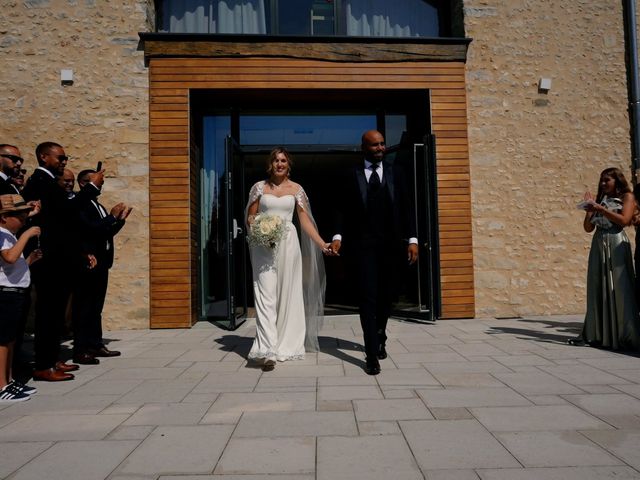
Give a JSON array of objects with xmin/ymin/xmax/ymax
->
[
  {"xmin": 385, "ymin": 136, "xmax": 440, "ymax": 321},
  {"xmin": 198, "ymin": 132, "xmax": 248, "ymax": 330},
  {"xmin": 223, "ymin": 136, "xmax": 249, "ymax": 329}
]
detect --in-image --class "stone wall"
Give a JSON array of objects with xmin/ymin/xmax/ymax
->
[
  {"xmin": 464, "ymin": 0, "xmax": 634, "ymax": 317},
  {"xmin": 1, "ymin": 0, "xmax": 152, "ymax": 329}
]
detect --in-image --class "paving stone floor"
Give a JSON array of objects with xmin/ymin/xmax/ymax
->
[{"xmin": 1, "ymin": 315, "xmax": 640, "ymax": 479}]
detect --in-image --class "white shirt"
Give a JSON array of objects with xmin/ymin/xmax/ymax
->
[
  {"xmin": 364, "ymin": 160, "xmax": 383, "ymax": 183},
  {"xmin": 0, "ymin": 227, "xmax": 30, "ymax": 288},
  {"xmin": 36, "ymin": 166, "xmax": 55, "ymax": 179}
]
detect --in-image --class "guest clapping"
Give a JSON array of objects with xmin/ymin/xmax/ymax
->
[{"xmin": 572, "ymin": 168, "xmax": 640, "ymax": 350}]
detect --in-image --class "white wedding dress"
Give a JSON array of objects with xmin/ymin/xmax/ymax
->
[{"xmin": 247, "ymin": 182, "xmax": 325, "ymax": 362}]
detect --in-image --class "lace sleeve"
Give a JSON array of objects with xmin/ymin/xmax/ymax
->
[
  {"xmin": 244, "ymin": 181, "xmax": 264, "ymax": 225},
  {"xmin": 294, "ymin": 187, "xmax": 309, "ymax": 211}
]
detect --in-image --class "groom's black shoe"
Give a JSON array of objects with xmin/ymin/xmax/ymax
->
[
  {"xmin": 364, "ymin": 357, "xmax": 381, "ymax": 375},
  {"xmin": 377, "ymin": 344, "xmax": 387, "ymax": 360}
]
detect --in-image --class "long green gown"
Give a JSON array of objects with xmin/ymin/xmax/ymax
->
[{"xmin": 583, "ymin": 197, "xmax": 640, "ymax": 350}]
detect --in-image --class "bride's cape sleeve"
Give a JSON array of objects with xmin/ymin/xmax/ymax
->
[
  {"xmin": 295, "ymin": 187, "xmax": 326, "ymax": 352},
  {"xmin": 244, "ymin": 181, "xmax": 264, "ymax": 226}
]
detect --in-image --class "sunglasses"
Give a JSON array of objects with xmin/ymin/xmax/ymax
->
[{"xmin": 0, "ymin": 154, "xmax": 24, "ymax": 163}]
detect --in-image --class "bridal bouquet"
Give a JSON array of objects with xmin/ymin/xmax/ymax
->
[{"xmin": 248, "ymin": 214, "xmax": 285, "ymax": 248}]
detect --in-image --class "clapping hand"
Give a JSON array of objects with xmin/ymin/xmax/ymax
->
[
  {"xmin": 110, "ymin": 203, "xmax": 133, "ymax": 220},
  {"xmin": 583, "ymin": 191, "xmax": 599, "ymax": 213}
]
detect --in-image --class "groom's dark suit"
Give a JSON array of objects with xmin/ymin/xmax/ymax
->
[{"xmin": 334, "ymin": 156, "xmax": 417, "ymax": 364}]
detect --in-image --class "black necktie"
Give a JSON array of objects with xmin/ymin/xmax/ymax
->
[{"xmin": 369, "ymin": 163, "xmax": 380, "ymax": 191}]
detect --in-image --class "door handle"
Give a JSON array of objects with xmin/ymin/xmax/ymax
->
[{"xmin": 233, "ymin": 219, "xmax": 243, "ymax": 239}]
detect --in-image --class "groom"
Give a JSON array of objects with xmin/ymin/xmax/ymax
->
[{"xmin": 330, "ymin": 130, "xmax": 418, "ymax": 375}]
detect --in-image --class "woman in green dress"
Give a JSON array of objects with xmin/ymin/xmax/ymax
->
[{"xmin": 573, "ymin": 167, "xmax": 640, "ymax": 350}]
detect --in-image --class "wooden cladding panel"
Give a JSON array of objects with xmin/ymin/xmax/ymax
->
[
  {"xmin": 431, "ymin": 84, "xmax": 474, "ymax": 319},
  {"xmin": 148, "ymin": 57, "xmax": 474, "ymax": 327}
]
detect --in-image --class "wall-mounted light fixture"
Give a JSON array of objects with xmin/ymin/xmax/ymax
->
[
  {"xmin": 538, "ymin": 77, "xmax": 552, "ymax": 93},
  {"xmin": 61, "ymin": 69, "xmax": 74, "ymax": 86}
]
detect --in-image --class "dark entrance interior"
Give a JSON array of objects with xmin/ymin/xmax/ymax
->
[{"xmin": 191, "ymin": 89, "xmax": 440, "ymax": 328}]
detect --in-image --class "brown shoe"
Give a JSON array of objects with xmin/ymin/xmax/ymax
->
[
  {"xmin": 87, "ymin": 346, "xmax": 121, "ymax": 357},
  {"xmin": 55, "ymin": 361, "xmax": 79, "ymax": 372},
  {"xmin": 72, "ymin": 353, "xmax": 100, "ymax": 365},
  {"xmin": 33, "ymin": 368, "xmax": 74, "ymax": 382}
]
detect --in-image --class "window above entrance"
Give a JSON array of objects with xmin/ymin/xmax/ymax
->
[{"xmin": 156, "ymin": 0, "xmax": 457, "ymax": 37}]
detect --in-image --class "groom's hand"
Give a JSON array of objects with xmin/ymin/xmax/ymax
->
[
  {"xmin": 407, "ymin": 244, "xmax": 418, "ymax": 265},
  {"xmin": 330, "ymin": 239, "xmax": 342, "ymax": 255}
]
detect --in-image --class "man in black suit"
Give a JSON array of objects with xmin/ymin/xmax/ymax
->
[
  {"xmin": 22, "ymin": 142, "xmax": 104, "ymax": 381},
  {"xmin": 72, "ymin": 169, "xmax": 131, "ymax": 361},
  {"xmin": 0, "ymin": 145, "xmax": 24, "ymax": 195},
  {"xmin": 330, "ymin": 130, "xmax": 418, "ymax": 375}
]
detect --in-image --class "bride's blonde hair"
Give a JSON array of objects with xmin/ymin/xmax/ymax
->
[{"xmin": 266, "ymin": 147, "xmax": 293, "ymax": 177}]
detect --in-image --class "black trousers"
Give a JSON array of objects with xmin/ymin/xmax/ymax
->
[
  {"xmin": 31, "ymin": 259, "xmax": 74, "ymax": 370},
  {"xmin": 353, "ymin": 241, "xmax": 401, "ymax": 359},
  {"xmin": 72, "ymin": 267, "xmax": 109, "ymax": 352}
]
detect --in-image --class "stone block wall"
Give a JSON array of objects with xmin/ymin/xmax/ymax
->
[
  {"xmin": 1, "ymin": 0, "xmax": 152, "ymax": 329},
  {"xmin": 464, "ymin": 0, "xmax": 634, "ymax": 317}
]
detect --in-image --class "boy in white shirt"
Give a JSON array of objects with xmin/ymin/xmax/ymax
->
[{"xmin": 0, "ymin": 194, "xmax": 41, "ymax": 402}]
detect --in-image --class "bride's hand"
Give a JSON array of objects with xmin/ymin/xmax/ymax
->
[{"xmin": 321, "ymin": 242, "xmax": 337, "ymax": 256}]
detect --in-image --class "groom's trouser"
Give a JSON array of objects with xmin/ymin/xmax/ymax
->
[{"xmin": 355, "ymin": 243, "xmax": 396, "ymax": 360}]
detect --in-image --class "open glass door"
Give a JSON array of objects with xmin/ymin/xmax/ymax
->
[
  {"xmin": 199, "ymin": 133, "xmax": 248, "ymax": 330},
  {"xmin": 222, "ymin": 136, "xmax": 248, "ymax": 329},
  {"xmin": 385, "ymin": 136, "xmax": 440, "ymax": 321}
]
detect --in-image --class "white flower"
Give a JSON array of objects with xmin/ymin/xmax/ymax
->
[{"xmin": 248, "ymin": 214, "xmax": 285, "ymax": 249}]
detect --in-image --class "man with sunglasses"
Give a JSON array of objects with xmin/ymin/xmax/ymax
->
[
  {"xmin": 22, "ymin": 142, "xmax": 105, "ymax": 381},
  {"xmin": 10, "ymin": 169, "xmax": 27, "ymax": 193},
  {"xmin": 0, "ymin": 145, "xmax": 24, "ymax": 195}
]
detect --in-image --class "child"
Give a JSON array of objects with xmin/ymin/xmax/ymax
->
[{"xmin": 0, "ymin": 194, "xmax": 41, "ymax": 402}]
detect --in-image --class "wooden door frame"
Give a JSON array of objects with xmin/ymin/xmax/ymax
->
[{"xmin": 141, "ymin": 35, "xmax": 474, "ymax": 327}]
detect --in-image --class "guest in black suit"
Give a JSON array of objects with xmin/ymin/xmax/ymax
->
[
  {"xmin": 0, "ymin": 145, "xmax": 24, "ymax": 195},
  {"xmin": 330, "ymin": 130, "xmax": 418, "ymax": 375},
  {"xmin": 10, "ymin": 169, "xmax": 27, "ymax": 193},
  {"xmin": 72, "ymin": 169, "xmax": 131, "ymax": 360},
  {"xmin": 22, "ymin": 142, "xmax": 104, "ymax": 381}
]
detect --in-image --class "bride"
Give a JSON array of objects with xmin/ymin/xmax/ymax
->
[{"xmin": 245, "ymin": 147, "xmax": 331, "ymax": 371}]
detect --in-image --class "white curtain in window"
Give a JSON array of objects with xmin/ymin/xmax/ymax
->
[
  {"xmin": 164, "ymin": 0, "xmax": 266, "ymax": 34},
  {"xmin": 345, "ymin": 0, "xmax": 438, "ymax": 38}
]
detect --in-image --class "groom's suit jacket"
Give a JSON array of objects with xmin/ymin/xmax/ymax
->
[{"xmin": 334, "ymin": 158, "xmax": 417, "ymax": 255}]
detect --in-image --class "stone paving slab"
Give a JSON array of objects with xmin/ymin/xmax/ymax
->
[
  {"xmin": 477, "ymin": 466, "xmax": 640, "ymax": 479},
  {"xmin": 495, "ymin": 431, "xmax": 622, "ymax": 467},
  {"xmin": 234, "ymin": 411, "xmax": 357, "ymax": 437},
  {"xmin": 470, "ymin": 405, "xmax": 612, "ymax": 432},
  {"xmin": 117, "ymin": 425, "xmax": 234, "ymax": 476},
  {"xmin": 353, "ymin": 398, "xmax": 434, "ymax": 421},
  {"xmin": 2, "ymin": 315, "xmax": 640, "ymax": 479},
  {"xmin": 0, "ymin": 414, "xmax": 128, "ymax": 441},
  {"xmin": 317, "ymin": 435, "xmax": 423, "ymax": 480},
  {"xmin": 417, "ymin": 387, "xmax": 531, "ymax": 408},
  {"xmin": 215, "ymin": 437, "xmax": 315, "ymax": 475},
  {"xmin": 400, "ymin": 419, "xmax": 520, "ymax": 470},
  {"xmin": 9, "ymin": 440, "xmax": 140, "ymax": 480},
  {"xmin": 0, "ymin": 441, "xmax": 52, "ymax": 478}
]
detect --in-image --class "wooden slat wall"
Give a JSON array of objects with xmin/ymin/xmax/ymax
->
[{"xmin": 149, "ymin": 57, "xmax": 474, "ymax": 327}]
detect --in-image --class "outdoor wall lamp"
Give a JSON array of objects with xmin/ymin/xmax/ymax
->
[{"xmin": 61, "ymin": 69, "xmax": 74, "ymax": 86}]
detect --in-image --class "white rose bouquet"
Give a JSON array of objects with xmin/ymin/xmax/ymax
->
[{"xmin": 248, "ymin": 214, "xmax": 285, "ymax": 248}]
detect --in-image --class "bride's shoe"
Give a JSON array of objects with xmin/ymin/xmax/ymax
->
[{"xmin": 262, "ymin": 359, "xmax": 276, "ymax": 372}]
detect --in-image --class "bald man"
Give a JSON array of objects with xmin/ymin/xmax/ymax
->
[{"xmin": 330, "ymin": 130, "xmax": 418, "ymax": 375}]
